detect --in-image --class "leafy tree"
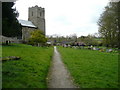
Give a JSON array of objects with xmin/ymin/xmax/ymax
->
[
  {"xmin": 28, "ymin": 30, "xmax": 47, "ymax": 46},
  {"xmin": 97, "ymin": 2, "xmax": 119, "ymax": 48},
  {"xmin": 2, "ymin": 2, "xmax": 22, "ymax": 37},
  {"xmin": 78, "ymin": 35, "xmax": 99, "ymax": 46},
  {"xmin": 118, "ymin": 1, "xmax": 120, "ymax": 49}
]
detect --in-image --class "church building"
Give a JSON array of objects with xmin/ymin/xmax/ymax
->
[{"xmin": 19, "ymin": 5, "xmax": 45, "ymax": 41}]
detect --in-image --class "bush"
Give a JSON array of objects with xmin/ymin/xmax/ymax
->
[{"xmin": 28, "ymin": 30, "xmax": 47, "ymax": 46}]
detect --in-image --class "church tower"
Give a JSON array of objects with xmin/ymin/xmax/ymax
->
[{"xmin": 28, "ymin": 5, "xmax": 45, "ymax": 34}]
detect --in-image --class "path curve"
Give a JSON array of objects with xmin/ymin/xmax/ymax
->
[{"xmin": 47, "ymin": 46, "xmax": 77, "ymax": 88}]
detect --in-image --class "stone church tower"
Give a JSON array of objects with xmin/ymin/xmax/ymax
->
[{"xmin": 28, "ymin": 5, "xmax": 45, "ymax": 34}]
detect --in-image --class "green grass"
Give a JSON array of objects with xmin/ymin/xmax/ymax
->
[
  {"xmin": 58, "ymin": 46, "xmax": 118, "ymax": 88},
  {"xmin": 2, "ymin": 44, "xmax": 53, "ymax": 88}
]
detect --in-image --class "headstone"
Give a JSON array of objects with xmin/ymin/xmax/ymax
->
[
  {"xmin": 93, "ymin": 47, "xmax": 97, "ymax": 50},
  {"xmin": 106, "ymin": 49, "xmax": 113, "ymax": 52}
]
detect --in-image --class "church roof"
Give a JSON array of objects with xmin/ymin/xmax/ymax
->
[{"xmin": 18, "ymin": 19, "xmax": 37, "ymax": 28}]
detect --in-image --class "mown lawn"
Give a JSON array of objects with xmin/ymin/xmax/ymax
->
[
  {"xmin": 58, "ymin": 46, "xmax": 118, "ymax": 88},
  {"xmin": 2, "ymin": 44, "xmax": 53, "ymax": 88}
]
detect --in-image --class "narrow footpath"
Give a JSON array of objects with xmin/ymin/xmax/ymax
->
[{"xmin": 47, "ymin": 46, "xmax": 77, "ymax": 88}]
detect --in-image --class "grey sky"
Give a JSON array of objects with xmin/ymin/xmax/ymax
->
[{"xmin": 15, "ymin": 0, "xmax": 110, "ymax": 37}]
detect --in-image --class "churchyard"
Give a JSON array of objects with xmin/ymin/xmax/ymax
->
[
  {"xmin": 58, "ymin": 46, "xmax": 119, "ymax": 88},
  {"xmin": 1, "ymin": 43, "xmax": 119, "ymax": 88},
  {"xmin": 2, "ymin": 44, "xmax": 53, "ymax": 88},
  {"xmin": 2, "ymin": 0, "xmax": 119, "ymax": 88}
]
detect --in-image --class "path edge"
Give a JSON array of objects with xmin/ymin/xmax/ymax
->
[
  {"xmin": 57, "ymin": 46, "xmax": 80, "ymax": 88},
  {"xmin": 46, "ymin": 46, "xmax": 55, "ymax": 88}
]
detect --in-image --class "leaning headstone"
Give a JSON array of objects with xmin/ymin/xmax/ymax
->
[
  {"xmin": 68, "ymin": 44, "xmax": 71, "ymax": 47},
  {"xmin": 93, "ymin": 47, "xmax": 97, "ymax": 50},
  {"xmin": 64, "ymin": 44, "xmax": 67, "ymax": 47},
  {"xmin": 106, "ymin": 49, "xmax": 113, "ymax": 52},
  {"xmin": 108, "ymin": 49, "xmax": 113, "ymax": 52}
]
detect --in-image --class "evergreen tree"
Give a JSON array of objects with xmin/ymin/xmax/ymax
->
[{"xmin": 2, "ymin": 2, "xmax": 22, "ymax": 37}]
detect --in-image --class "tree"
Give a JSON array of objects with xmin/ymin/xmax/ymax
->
[
  {"xmin": 97, "ymin": 2, "xmax": 119, "ymax": 48},
  {"xmin": 70, "ymin": 33, "xmax": 77, "ymax": 42},
  {"xmin": 28, "ymin": 30, "xmax": 47, "ymax": 46},
  {"xmin": 118, "ymin": 1, "xmax": 120, "ymax": 49},
  {"xmin": 2, "ymin": 2, "xmax": 22, "ymax": 37}
]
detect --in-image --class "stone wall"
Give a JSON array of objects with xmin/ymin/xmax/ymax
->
[
  {"xmin": 22, "ymin": 27, "xmax": 36, "ymax": 41},
  {"xmin": 0, "ymin": 35, "xmax": 22, "ymax": 44}
]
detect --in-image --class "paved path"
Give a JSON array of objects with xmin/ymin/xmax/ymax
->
[{"xmin": 47, "ymin": 46, "xmax": 77, "ymax": 88}]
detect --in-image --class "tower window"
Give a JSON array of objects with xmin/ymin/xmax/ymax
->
[
  {"xmin": 32, "ymin": 11, "xmax": 33, "ymax": 16},
  {"xmin": 40, "ymin": 12, "xmax": 42, "ymax": 16}
]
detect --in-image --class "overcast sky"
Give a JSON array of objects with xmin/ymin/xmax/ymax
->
[{"xmin": 14, "ymin": 0, "xmax": 109, "ymax": 37}]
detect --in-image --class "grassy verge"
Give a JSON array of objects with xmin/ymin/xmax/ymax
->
[
  {"xmin": 2, "ymin": 44, "xmax": 53, "ymax": 88},
  {"xmin": 58, "ymin": 46, "xmax": 118, "ymax": 88}
]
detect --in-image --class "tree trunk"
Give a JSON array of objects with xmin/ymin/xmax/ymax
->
[{"xmin": 6, "ymin": 40, "xmax": 8, "ymax": 45}]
